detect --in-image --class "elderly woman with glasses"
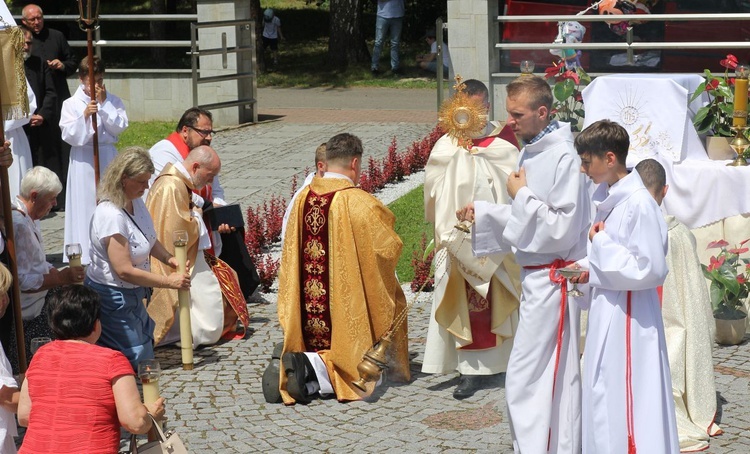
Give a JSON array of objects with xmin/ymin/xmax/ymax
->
[
  {"xmin": 86, "ymin": 146, "xmax": 190, "ymax": 370},
  {"xmin": 12, "ymin": 166, "xmax": 84, "ymax": 358}
]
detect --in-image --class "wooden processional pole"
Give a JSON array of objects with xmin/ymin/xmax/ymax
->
[{"xmin": 78, "ymin": 0, "xmax": 100, "ymax": 186}]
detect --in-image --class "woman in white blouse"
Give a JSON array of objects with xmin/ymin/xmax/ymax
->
[
  {"xmin": 12, "ymin": 167, "xmax": 84, "ymax": 352},
  {"xmin": 86, "ymin": 147, "xmax": 190, "ymax": 370}
]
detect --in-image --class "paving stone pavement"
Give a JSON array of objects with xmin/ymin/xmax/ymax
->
[{"xmin": 33, "ymin": 87, "xmax": 750, "ymax": 452}]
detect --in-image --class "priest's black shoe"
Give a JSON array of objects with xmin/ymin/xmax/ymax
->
[
  {"xmin": 282, "ymin": 352, "xmax": 313, "ymax": 404},
  {"xmin": 262, "ymin": 342, "xmax": 284, "ymax": 403},
  {"xmin": 453, "ymin": 374, "xmax": 483, "ymax": 399}
]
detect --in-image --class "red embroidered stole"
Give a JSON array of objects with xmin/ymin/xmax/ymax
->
[
  {"xmin": 459, "ymin": 281, "xmax": 497, "ymax": 350},
  {"xmin": 299, "ymin": 189, "xmax": 338, "ymax": 351},
  {"xmin": 204, "ymin": 251, "xmax": 251, "ymax": 336}
]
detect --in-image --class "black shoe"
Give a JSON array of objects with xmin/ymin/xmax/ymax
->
[
  {"xmin": 391, "ymin": 68, "xmax": 403, "ymax": 76},
  {"xmin": 262, "ymin": 342, "xmax": 284, "ymax": 403},
  {"xmin": 371, "ymin": 68, "xmax": 381, "ymax": 75},
  {"xmin": 282, "ymin": 352, "xmax": 313, "ymax": 404},
  {"xmin": 453, "ymin": 374, "xmax": 484, "ymax": 399}
]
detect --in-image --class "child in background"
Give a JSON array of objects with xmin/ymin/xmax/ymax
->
[
  {"xmin": 635, "ymin": 158, "xmax": 722, "ymax": 451},
  {"xmin": 574, "ymin": 120, "xmax": 679, "ymax": 453},
  {"xmin": 60, "ymin": 56, "xmax": 128, "ymax": 266},
  {"xmin": 262, "ymin": 8, "xmax": 284, "ymax": 66}
]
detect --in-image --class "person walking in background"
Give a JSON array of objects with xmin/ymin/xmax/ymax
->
[
  {"xmin": 262, "ymin": 8, "xmax": 284, "ymax": 67},
  {"xmin": 22, "ymin": 3, "xmax": 77, "ymax": 208},
  {"xmin": 61, "ymin": 56, "xmax": 128, "ymax": 266},
  {"xmin": 371, "ymin": 0, "xmax": 405, "ymax": 76}
]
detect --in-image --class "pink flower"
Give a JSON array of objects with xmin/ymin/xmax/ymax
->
[
  {"xmin": 740, "ymin": 238, "xmax": 750, "ymax": 246},
  {"xmin": 721, "ymin": 54, "xmax": 738, "ymax": 70},
  {"xmin": 707, "ymin": 239, "xmax": 729, "ymax": 249},
  {"xmin": 707, "ymin": 255, "xmax": 725, "ymax": 272},
  {"xmin": 729, "ymin": 247, "xmax": 749, "ymax": 255},
  {"xmin": 560, "ymin": 70, "xmax": 580, "ymax": 84}
]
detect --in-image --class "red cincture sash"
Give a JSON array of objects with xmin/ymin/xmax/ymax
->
[
  {"xmin": 460, "ymin": 280, "xmax": 496, "ymax": 350},
  {"xmin": 300, "ymin": 189, "xmax": 336, "ymax": 351},
  {"xmin": 626, "ymin": 290, "xmax": 636, "ymax": 454},
  {"xmin": 524, "ymin": 258, "xmax": 575, "ymax": 451}
]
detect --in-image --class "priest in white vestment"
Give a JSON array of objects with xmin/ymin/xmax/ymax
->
[
  {"xmin": 60, "ymin": 56, "xmax": 128, "ymax": 265},
  {"xmin": 422, "ymin": 79, "xmax": 521, "ymax": 399},
  {"xmin": 462, "ymin": 76, "xmax": 590, "ymax": 453},
  {"xmin": 575, "ymin": 123, "xmax": 679, "ymax": 454}
]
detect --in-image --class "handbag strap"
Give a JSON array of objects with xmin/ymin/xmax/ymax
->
[{"xmin": 129, "ymin": 414, "xmax": 167, "ymax": 454}]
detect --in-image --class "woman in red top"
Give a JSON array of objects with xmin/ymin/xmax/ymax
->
[{"xmin": 17, "ymin": 286, "xmax": 165, "ymax": 454}]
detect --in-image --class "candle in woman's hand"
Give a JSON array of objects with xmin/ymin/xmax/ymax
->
[{"xmin": 733, "ymin": 65, "xmax": 749, "ymax": 127}]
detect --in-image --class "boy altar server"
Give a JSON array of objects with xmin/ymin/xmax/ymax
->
[{"xmin": 574, "ymin": 121, "xmax": 679, "ymax": 453}]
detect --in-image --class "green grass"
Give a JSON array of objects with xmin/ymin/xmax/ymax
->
[
  {"xmin": 389, "ymin": 185, "xmax": 433, "ymax": 282},
  {"xmin": 259, "ymin": 38, "xmax": 439, "ymax": 89},
  {"xmin": 116, "ymin": 121, "xmax": 174, "ymax": 150}
]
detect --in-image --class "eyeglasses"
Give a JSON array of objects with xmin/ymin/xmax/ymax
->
[{"xmin": 188, "ymin": 125, "xmax": 216, "ymax": 138}]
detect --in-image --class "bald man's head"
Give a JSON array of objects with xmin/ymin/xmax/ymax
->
[
  {"xmin": 184, "ymin": 145, "xmax": 220, "ymax": 189},
  {"xmin": 22, "ymin": 4, "xmax": 45, "ymax": 35}
]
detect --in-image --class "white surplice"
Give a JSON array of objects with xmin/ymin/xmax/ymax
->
[
  {"xmin": 422, "ymin": 134, "xmax": 521, "ymax": 375},
  {"xmin": 61, "ymin": 85, "xmax": 128, "ymax": 265},
  {"xmin": 145, "ymin": 138, "xmax": 226, "ymax": 205},
  {"xmin": 662, "ymin": 215, "xmax": 722, "ymax": 451},
  {"xmin": 472, "ymin": 122, "xmax": 590, "ymax": 454},
  {"xmin": 4, "ymin": 80, "xmax": 36, "ymax": 200},
  {"xmin": 583, "ymin": 171, "xmax": 679, "ymax": 454}
]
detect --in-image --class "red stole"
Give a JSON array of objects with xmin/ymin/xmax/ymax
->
[
  {"xmin": 166, "ymin": 132, "xmax": 215, "ymax": 253},
  {"xmin": 459, "ymin": 281, "xmax": 497, "ymax": 350},
  {"xmin": 299, "ymin": 189, "xmax": 335, "ymax": 351}
]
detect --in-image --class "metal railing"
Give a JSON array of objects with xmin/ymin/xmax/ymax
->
[
  {"xmin": 13, "ymin": 14, "xmax": 197, "ymax": 73},
  {"xmin": 493, "ymin": 12, "xmax": 750, "ymax": 79},
  {"xmin": 190, "ymin": 19, "xmax": 258, "ymax": 122}
]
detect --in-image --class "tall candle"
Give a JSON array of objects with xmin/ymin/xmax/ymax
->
[
  {"xmin": 138, "ymin": 360, "xmax": 162, "ymax": 429},
  {"xmin": 173, "ymin": 230, "xmax": 193, "ymax": 370},
  {"xmin": 733, "ymin": 66, "xmax": 748, "ymax": 127}
]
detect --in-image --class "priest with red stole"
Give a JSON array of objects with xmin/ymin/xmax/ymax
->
[
  {"xmin": 422, "ymin": 79, "xmax": 521, "ymax": 399},
  {"xmin": 277, "ymin": 133, "xmax": 410, "ymax": 404}
]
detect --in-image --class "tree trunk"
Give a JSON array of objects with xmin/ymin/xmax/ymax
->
[
  {"xmin": 248, "ymin": 0, "xmax": 265, "ymax": 72},
  {"xmin": 328, "ymin": 0, "xmax": 369, "ymax": 69},
  {"xmin": 150, "ymin": 0, "xmax": 167, "ymax": 63}
]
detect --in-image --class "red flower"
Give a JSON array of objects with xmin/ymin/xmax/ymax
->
[
  {"xmin": 707, "ymin": 239, "xmax": 729, "ymax": 249},
  {"xmin": 738, "ymin": 275, "xmax": 747, "ymax": 284},
  {"xmin": 707, "ymin": 255, "xmax": 725, "ymax": 272},
  {"xmin": 740, "ymin": 238, "xmax": 750, "ymax": 246},
  {"xmin": 729, "ymin": 247, "xmax": 749, "ymax": 255},
  {"xmin": 721, "ymin": 54, "xmax": 738, "ymax": 70},
  {"xmin": 706, "ymin": 79, "xmax": 720, "ymax": 90},
  {"xmin": 560, "ymin": 70, "xmax": 580, "ymax": 84},
  {"xmin": 544, "ymin": 62, "xmax": 563, "ymax": 80}
]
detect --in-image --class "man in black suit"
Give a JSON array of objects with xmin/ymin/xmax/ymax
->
[
  {"xmin": 19, "ymin": 24, "xmax": 57, "ymax": 176},
  {"xmin": 22, "ymin": 3, "xmax": 77, "ymax": 208}
]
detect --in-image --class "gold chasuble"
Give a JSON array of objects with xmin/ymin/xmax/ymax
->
[
  {"xmin": 145, "ymin": 163, "xmax": 248, "ymax": 344},
  {"xmin": 278, "ymin": 176, "xmax": 410, "ymax": 403}
]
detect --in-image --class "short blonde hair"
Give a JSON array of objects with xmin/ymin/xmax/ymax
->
[{"xmin": 97, "ymin": 147, "xmax": 155, "ymax": 208}]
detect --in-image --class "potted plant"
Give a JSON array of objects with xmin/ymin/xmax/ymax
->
[
  {"xmin": 701, "ymin": 238, "xmax": 749, "ymax": 345},
  {"xmin": 544, "ymin": 61, "xmax": 591, "ymax": 132},
  {"xmin": 690, "ymin": 54, "xmax": 749, "ymax": 159}
]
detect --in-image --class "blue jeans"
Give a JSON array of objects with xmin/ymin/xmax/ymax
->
[
  {"xmin": 371, "ymin": 15, "xmax": 403, "ymax": 71},
  {"xmin": 86, "ymin": 278, "xmax": 155, "ymax": 371}
]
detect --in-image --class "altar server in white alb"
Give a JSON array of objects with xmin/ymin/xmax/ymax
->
[
  {"xmin": 635, "ymin": 158, "xmax": 721, "ymax": 452},
  {"xmin": 422, "ymin": 79, "xmax": 521, "ymax": 399},
  {"xmin": 458, "ymin": 75, "xmax": 590, "ymax": 453},
  {"xmin": 574, "ymin": 121, "xmax": 678, "ymax": 453},
  {"xmin": 61, "ymin": 56, "xmax": 128, "ymax": 264}
]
